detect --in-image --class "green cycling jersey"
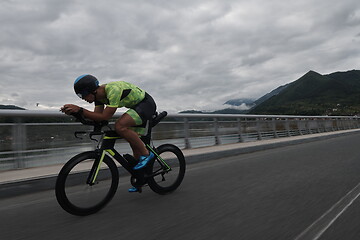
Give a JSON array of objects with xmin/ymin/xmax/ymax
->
[{"xmin": 95, "ymin": 81, "xmax": 146, "ymax": 108}]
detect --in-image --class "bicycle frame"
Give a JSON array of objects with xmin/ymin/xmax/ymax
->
[{"xmin": 86, "ymin": 130, "xmax": 171, "ymax": 186}]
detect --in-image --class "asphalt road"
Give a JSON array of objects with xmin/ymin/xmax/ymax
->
[{"xmin": 2, "ymin": 133, "xmax": 360, "ymax": 240}]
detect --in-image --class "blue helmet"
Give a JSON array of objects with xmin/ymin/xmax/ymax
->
[{"xmin": 74, "ymin": 74, "xmax": 99, "ymax": 98}]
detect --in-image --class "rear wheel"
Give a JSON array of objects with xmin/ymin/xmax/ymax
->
[
  {"xmin": 55, "ymin": 151, "xmax": 119, "ymax": 216},
  {"xmin": 147, "ymin": 144, "xmax": 186, "ymax": 194}
]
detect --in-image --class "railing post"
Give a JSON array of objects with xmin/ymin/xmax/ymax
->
[
  {"xmin": 272, "ymin": 118, "xmax": 279, "ymax": 138},
  {"xmin": 336, "ymin": 118, "xmax": 340, "ymax": 130},
  {"xmin": 340, "ymin": 119, "xmax": 345, "ymax": 130},
  {"xmin": 316, "ymin": 119, "xmax": 320, "ymax": 133},
  {"xmin": 326, "ymin": 118, "xmax": 331, "ymax": 132},
  {"xmin": 12, "ymin": 118, "xmax": 27, "ymax": 169},
  {"xmin": 307, "ymin": 118, "xmax": 311, "ymax": 134},
  {"xmin": 322, "ymin": 118, "xmax": 327, "ymax": 132},
  {"xmin": 285, "ymin": 118, "xmax": 291, "ymax": 136},
  {"xmin": 256, "ymin": 118, "xmax": 262, "ymax": 140},
  {"xmin": 296, "ymin": 119, "xmax": 303, "ymax": 135},
  {"xmin": 183, "ymin": 118, "xmax": 191, "ymax": 149},
  {"xmin": 351, "ymin": 118, "xmax": 355, "ymax": 129},
  {"xmin": 237, "ymin": 118, "xmax": 244, "ymax": 143},
  {"xmin": 214, "ymin": 118, "xmax": 221, "ymax": 145}
]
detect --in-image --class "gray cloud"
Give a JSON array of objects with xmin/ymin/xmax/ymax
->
[{"xmin": 0, "ymin": 0, "xmax": 359, "ymax": 112}]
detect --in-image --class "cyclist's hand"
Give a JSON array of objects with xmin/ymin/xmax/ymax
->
[{"xmin": 60, "ymin": 104, "xmax": 81, "ymax": 115}]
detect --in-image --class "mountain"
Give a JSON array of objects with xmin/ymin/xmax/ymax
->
[
  {"xmin": 249, "ymin": 70, "xmax": 360, "ymax": 115},
  {"xmin": 254, "ymin": 83, "xmax": 290, "ymax": 105},
  {"xmin": 0, "ymin": 105, "xmax": 25, "ymax": 110}
]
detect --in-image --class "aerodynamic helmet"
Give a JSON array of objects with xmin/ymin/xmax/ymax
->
[{"xmin": 74, "ymin": 74, "xmax": 99, "ymax": 98}]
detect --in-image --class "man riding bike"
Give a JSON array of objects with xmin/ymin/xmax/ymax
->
[{"xmin": 61, "ymin": 74, "xmax": 157, "ymax": 192}]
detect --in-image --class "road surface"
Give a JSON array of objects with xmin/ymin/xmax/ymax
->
[{"xmin": 2, "ymin": 133, "xmax": 360, "ymax": 240}]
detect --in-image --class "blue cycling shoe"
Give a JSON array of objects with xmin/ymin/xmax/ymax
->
[
  {"xmin": 133, "ymin": 152, "xmax": 155, "ymax": 170},
  {"xmin": 128, "ymin": 187, "xmax": 139, "ymax": 193}
]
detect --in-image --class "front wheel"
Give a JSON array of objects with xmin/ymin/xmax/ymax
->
[
  {"xmin": 55, "ymin": 151, "xmax": 119, "ymax": 216},
  {"xmin": 147, "ymin": 144, "xmax": 186, "ymax": 194}
]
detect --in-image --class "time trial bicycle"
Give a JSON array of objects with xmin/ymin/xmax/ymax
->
[{"xmin": 55, "ymin": 111, "xmax": 186, "ymax": 216}]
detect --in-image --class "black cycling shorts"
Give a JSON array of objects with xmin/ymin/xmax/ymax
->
[{"xmin": 126, "ymin": 92, "xmax": 157, "ymax": 126}]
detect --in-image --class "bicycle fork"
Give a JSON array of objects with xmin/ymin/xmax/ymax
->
[{"xmin": 86, "ymin": 150, "xmax": 106, "ymax": 185}]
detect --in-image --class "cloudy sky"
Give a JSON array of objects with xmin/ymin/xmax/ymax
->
[{"xmin": 1, "ymin": 0, "xmax": 360, "ymax": 112}]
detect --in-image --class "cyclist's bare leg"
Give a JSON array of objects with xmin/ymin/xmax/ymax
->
[{"xmin": 115, "ymin": 113, "xmax": 149, "ymax": 159}]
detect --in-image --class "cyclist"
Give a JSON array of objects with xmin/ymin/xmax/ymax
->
[{"xmin": 61, "ymin": 74, "xmax": 157, "ymax": 192}]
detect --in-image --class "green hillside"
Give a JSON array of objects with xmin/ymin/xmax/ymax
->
[{"xmin": 250, "ymin": 70, "xmax": 360, "ymax": 116}]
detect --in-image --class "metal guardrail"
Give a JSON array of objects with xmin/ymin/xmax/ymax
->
[{"xmin": 1, "ymin": 110, "xmax": 360, "ymax": 170}]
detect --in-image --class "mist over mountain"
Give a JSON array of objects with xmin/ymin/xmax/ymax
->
[
  {"xmin": 224, "ymin": 84, "xmax": 290, "ymax": 110},
  {"xmin": 224, "ymin": 98, "xmax": 255, "ymax": 106}
]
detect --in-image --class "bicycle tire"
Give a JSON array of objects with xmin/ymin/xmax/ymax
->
[
  {"xmin": 55, "ymin": 151, "xmax": 119, "ymax": 216},
  {"xmin": 147, "ymin": 144, "xmax": 186, "ymax": 194}
]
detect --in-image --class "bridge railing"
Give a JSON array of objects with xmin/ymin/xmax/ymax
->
[{"xmin": 0, "ymin": 110, "xmax": 359, "ymax": 170}]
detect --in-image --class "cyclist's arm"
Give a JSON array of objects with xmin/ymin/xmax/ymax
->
[
  {"xmin": 82, "ymin": 106, "xmax": 117, "ymax": 121},
  {"xmin": 61, "ymin": 104, "xmax": 116, "ymax": 121},
  {"xmin": 94, "ymin": 104, "xmax": 104, "ymax": 113}
]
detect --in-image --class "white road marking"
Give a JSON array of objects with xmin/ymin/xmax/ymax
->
[{"xmin": 294, "ymin": 182, "xmax": 360, "ymax": 240}]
